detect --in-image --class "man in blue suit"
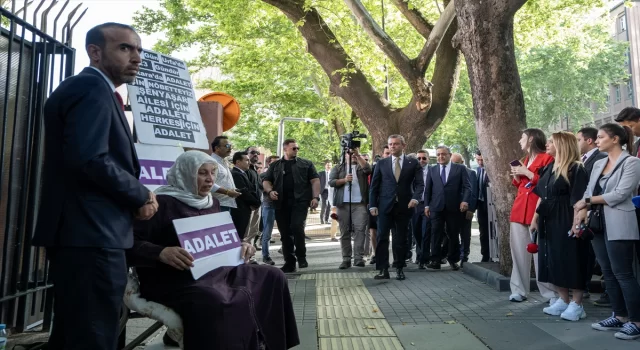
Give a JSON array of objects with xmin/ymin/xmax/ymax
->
[
  {"xmin": 32, "ymin": 23, "xmax": 157, "ymax": 349},
  {"xmin": 369, "ymin": 135, "xmax": 424, "ymax": 280},
  {"xmin": 424, "ymin": 146, "xmax": 471, "ymax": 270},
  {"xmin": 451, "ymin": 153, "xmax": 478, "ymax": 267}
]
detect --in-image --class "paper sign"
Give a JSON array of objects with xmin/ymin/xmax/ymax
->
[
  {"xmin": 135, "ymin": 143, "xmax": 184, "ymax": 191},
  {"xmin": 128, "ymin": 49, "xmax": 209, "ymax": 149},
  {"xmin": 173, "ymin": 212, "xmax": 244, "ymax": 280}
]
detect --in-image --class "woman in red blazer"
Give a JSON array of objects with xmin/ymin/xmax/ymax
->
[{"xmin": 508, "ymin": 128, "xmax": 557, "ymax": 303}]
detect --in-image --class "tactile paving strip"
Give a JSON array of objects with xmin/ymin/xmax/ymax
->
[
  {"xmin": 317, "ymin": 305, "xmax": 385, "ymax": 319},
  {"xmin": 318, "ymin": 319, "xmax": 396, "ymax": 337},
  {"xmin": 317, "ymin": 294, "xmax": 377, "ymax": 307},
  {"xmin": 316, "ymin": 286, "xmax": 370, "ymax": 296},
  {"xmin": 315, "ymin": 272, "xmax": 376, "ymax": 279},
  {"xmin": 319, "ymin": 337, "xmax": 404, "ymax": 350},
  {"xmin": 316, "ymin": 279, "xmax": 365, "ymax": 287},
  {"xmin": 299, "ymin": 274, "xmax": 316, "ymax": 280}
]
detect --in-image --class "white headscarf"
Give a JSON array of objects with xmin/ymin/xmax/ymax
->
[{"xmin": 154, "ymin": 151, "xmax": 219, "ymax": 209}]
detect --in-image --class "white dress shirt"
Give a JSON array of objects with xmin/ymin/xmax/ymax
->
[
  {"xmin": 88, "ymin": 66, "xmax": 115, "ymax": 92},
  {"xmin": 583, "ymin": 148, "xmax": 598, "ymax": 162},
  {"xmin": 392, "ymin": 154, "xmax": 404, "ymax": 175},
  {"xmin": 211, "ymin": 153, "xmax": 237, "ymax": 208},
  {"xmin": 439, "ymin": 161, "xmax": 452, "ymax": 183}
]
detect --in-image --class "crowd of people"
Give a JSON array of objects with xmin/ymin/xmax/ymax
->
[{"xmin": 30, "ymin": 21, "xmax": 640, "ymax": 349}]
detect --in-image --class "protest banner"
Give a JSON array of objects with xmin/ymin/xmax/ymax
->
[
  {"xmin": 128, "ymin": 49, "xmax": 209, "ymax": 149},
  {"xmin": 135, "ymin": 143, "xmax": 184, "ymax": 191},
  {"xmin": 173, "ymin": 212, "xmax": 244, "ymax": 280}
]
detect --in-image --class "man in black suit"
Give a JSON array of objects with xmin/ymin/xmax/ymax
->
[
  {"xmin": 319, "ymin": 161, "xmax": 332, "ymax": 224},
  {"xmin": 475, "ymin": 150, "xmax": 491, "ymax": 262},
  {"xmin": 32, "ymin": 23, "xmax": 158, "ymax": 350},
  {"xmin": 413, "ymin": 150, "xmax": 432, "ymax": 268},
  {"xmin": 424, "ymin": 146, "xmax": 471, "ymax": 271},
  {"xmin": 369, "ymin": 135, "xmax": 424, "ymax": 280},
  {"xmin": 231, "ymin": 151, "xmax": 262, "ymax": 240},
  {"xmin": 451, "ymin": 154, "xmax": 478, "ymax": 267},
  {"xmin": 245, "ymin": 146, "xmax": 263, "ymax": 248},
  {"xmin": 577, "ymin": 127, "xmax": 608, "ymax": 304}
]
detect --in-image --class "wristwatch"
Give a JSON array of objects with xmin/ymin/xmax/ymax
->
[
  {"xmin": 585, "ymin": 197, "xmax": 591, "ymax": 207},
  {"xmin": 313, "ymin": 197, "xmax": 320, "ymax": 201}
]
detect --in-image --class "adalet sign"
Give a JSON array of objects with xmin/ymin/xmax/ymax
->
[
  {"xmin": 128, "ymin": 49, "xmax": 209, "ymax": 149},
  {"xmin": 135, "ymin": 143, "xmax": 184, "ymax": 191}
]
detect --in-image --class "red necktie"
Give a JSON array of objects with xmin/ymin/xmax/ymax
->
[{"xmin": 114, "ymin": 91, "xmax": 125, "ymax": 111}]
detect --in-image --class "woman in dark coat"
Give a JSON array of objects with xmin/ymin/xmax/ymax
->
[
  {"xmin": 530, "ymin": 132, "xmax": 589, "ymax": 321},
  {"xmin": 127, "ymin": 150, "xmax": 300, "ymax": 349}
]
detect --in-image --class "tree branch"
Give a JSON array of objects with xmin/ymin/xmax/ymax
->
[
  {"xmin": 390, "ymin": 0, "xmax": 434, "ymax": 40},
  {"xmin": 415, "ymin": 0, "xmax": 456, "ymax": 74},
  {"xmin": 343, "ymin": 0, "xmax": 418, "ymax": 84},
  {"xmin": 262, "ymin": 0, "xmax": 391, "ymax": 124}
]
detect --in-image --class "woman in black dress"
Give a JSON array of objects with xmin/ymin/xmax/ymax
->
[
  {"xmin": 529, "ymin": 132, "xmax": 589, "ymax": 321},
  {"xmin": 127, "ymin": 150, "xmax": 300, "ymax": 349}
]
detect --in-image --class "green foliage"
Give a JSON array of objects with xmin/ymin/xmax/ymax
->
[{"xmin": 133, "ymin": 0, "xmax": 627, "ymax": 163}]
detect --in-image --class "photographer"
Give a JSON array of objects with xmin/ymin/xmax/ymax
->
[{"xmin": 329, "ymin": 148, "xmax": 372, "ymax": 269}]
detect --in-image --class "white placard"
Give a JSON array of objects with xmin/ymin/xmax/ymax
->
[
  {"xmin": 173, "ymin": 212, "xmax": 244, "ymax": 280},
  {"xmin": 128, "ymin": 49, "xmax": 209, "ymax": 149},
  {"xmin": 135, "ymin": 143, "xmax": 184, "ymax": 191}
]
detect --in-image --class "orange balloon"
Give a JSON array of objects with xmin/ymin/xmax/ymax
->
[{"xmin": 198, "ymin": 92, "xmax": 241, "ymax": 131}]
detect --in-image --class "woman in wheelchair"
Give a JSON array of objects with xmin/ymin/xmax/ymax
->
[{"xmin": 127, "ymin": 151, "xmax": 300, "ymax": 349}]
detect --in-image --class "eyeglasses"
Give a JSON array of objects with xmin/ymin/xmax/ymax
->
[
  {"xmin": 250, "ymin": 151, "xmax": 261, "ymax": 155},
  {"xmin": 224, "ymin": 144, "xmax": 233, "ymax": 149},
  {"xmin": 292, "ymin": 147, "xmax": 300, "ymax": 151},
  {"xmin": 417, "ymin": 157, "xmax": 428, "ymax": 160}
]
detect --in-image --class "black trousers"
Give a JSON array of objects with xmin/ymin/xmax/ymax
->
[
  {"xmin": 320, "ymin": 190, "xmax": 330, "ymax": 223},
  {"xmin": 430, "ymin": 210, "xmax": 462, "ymax": 264},
  {"xmin": 460, "ymin": 217, "xmax": 473, "ymax": 262},
  {"xmin": 477, "ymin": 200, "xmax": 490, "ymax": 260},
  {"xmin": 412, "ymin": 203, "xmax": 431, "ymax": 264},
  {"xmin": 276, "ymin": 201, "xmax": 309, "ymax": 266},
  {"xmin": 376, "ymin": 203, "xmax": 412, "ymax": 270},
  {"xmin": 47, "ymin": 247, "xmax": 127, "ymax": 350}
]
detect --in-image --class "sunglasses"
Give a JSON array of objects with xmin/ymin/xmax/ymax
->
[
  {"xmin": 417, "ymin": 157, "xmax": 428, "ymax": 160},
  {"xmin": 223, "ymin": 144, "xmax": 233, "ymax": 149},
  {"xmin": 292, "ymin": 147, "xmax": 300, "ymax": 151},
  {"xmin": 249, "ymin": 151, "xmax": 261, "ymax": 155}
]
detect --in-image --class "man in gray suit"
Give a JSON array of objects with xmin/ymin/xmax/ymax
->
[{"xmin": 451, "ymin": 153, "xmax": 478, "ymax": 267}]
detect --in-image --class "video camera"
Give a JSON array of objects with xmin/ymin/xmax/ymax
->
[{"xmin": 340, "ymin": 130, "xmax": 367, "ymax": 151}]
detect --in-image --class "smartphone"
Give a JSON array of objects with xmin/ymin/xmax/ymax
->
[{"xmin": 510, "ymin": 159, "xmax": 522, "ymax": 167}]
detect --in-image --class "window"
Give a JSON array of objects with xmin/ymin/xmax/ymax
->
[
  {"xmin": 619, "ymin": 14, "xmax": 627, "ymax": 33},
  {"xmin": 616, "ymin": 85, "xmax": 621, "ymax": 103},
  {"xmin": 628, "ymin": 80, "xmax": 634, "ymax": 100}
]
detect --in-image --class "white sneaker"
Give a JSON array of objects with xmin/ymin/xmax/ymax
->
[
  {"xmin": 549, "ymin": 297, "xmax": 559, "ymax": 305},
  {"xmin": 560, "ymin": 301, "xmax": 586, "ymax": 321},
  {"xmin": 543, "ymin": 298, "xmax": 569, "ymax": 316},
  {"xmin": 509, "ymin": 293, "xmax": 526, "ymax": 302}
]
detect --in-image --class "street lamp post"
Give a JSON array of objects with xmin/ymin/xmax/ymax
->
[{"xmin": 277, "ymin": 117, "xmax": 327, "ymax": 157}]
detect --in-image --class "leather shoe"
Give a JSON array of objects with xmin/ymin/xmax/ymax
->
[
  {"xmin": 369, "ymin": 256, "xmax": 376, "ymax": 264},
  {"xmin": 374, "ymin": 268, "xmax": 390, "ymax": 280},
  {"xmin": 450, "ymin": 262, "xmax": 460, "ymax": 271},
  {"xmin": 339, "ymin": 261, "xmax": 351, "ymax": 269},
  {"xmin": 281, "ymin": 264, "xmax": 296, "ymax": 273},
  {"xmin": 298, "ymin": 260, "xmax": 309, "ymax": 268},
  {"xmin": 396, "ymin": 268, "xmax": 405, "ymax": 280},
  {"xmin": 418, "ymin": 263, "xmax": 425, "ymax": 270},
  {"xmin": 426, "ymin": 262, "xmax": 441, "ymax": 270}
]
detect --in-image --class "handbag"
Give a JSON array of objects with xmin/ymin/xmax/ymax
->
[{"xmin": 587, "ymin": 156, "xmax": 630, "ymax": 234}]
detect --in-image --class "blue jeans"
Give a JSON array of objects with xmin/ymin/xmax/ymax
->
[{"xmin": 261, "ymin": 205, "xmax": 276, "ymax": 259}]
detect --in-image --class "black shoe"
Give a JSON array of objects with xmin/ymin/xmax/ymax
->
[
  {"xmin": 418, "ymin": 263, "xmax": 426, "ymax": 270},
  {"xmin": 281, "ymin": 264, "xmax": 297, "ymax": 273},
  {"xmin": 270, "ymin": 239, "xmax": 276, "ymax": 244},
  {"xmin": 354, "ymin": 260, "xmax": 365, "ymax": 267},
  {"xmin": 593, "ymin": 292, "xmax": 611, "ymax": 307},
  {"xmin": 450, "ymin": 262, "xmax": 460, "ymax": 271},
  {"xmin": 339, "ymin": 261, "xmax": 351, "ymax": 269},
  {"xmin": 481, "ymin": 257, "xmax": 490, "ymax": 262},
  {"xmin": 298, "ymin": 260, "xmax": 309, "ymax": 268},
  {"xmin": 369, "ymin": 256, "xmax": 376, "ymax": 264},
  {"xmin": 426, "ymin": 262, "xmax": 441, "ymax": 270},
  {"xmin": 396, "ymin": 268, "xmax": 405, "ymax": 280},
  {"xmin": 441, "ymin": 258, "xmax": 448, "ymax": 265},
  {"xmin": 263, "ymin": 257, "xmax": 275, "ymax": 265},
  {"xmin": 374, "ymin": 268, "xmax": 390, "ymax": 280},
  {"xmin": 163, "ymin": 331, "xmax": 180, "ymax": 346}
]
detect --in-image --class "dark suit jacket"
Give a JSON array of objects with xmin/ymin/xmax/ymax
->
[
  {"xmin": 476, "ymin": 167, "xmax": 489, "ymax": 202},
  {"xmin": 32, "ymin": 67, "xmax": 149, "ymax": 249},
  {"xmin": 583, "ymin": 149, "xmax": 607, "ymax": 176},
  {"xmin": 424, "ymin": 162, "xmax": 471, "ymax": 212},
  {"xmin": 231, "ymin": 168, "xmax": 261, "ymax": 235},
  {"xmin": 319, "ymin": 171, "xmax": 328, "ymax": 194},
  {"xmin": 369, "ymin": 155, "xmax": 424, "ymax": 214},
  {"xmin": 466, "ymin": 168, "xmax": 479, "ymax": 213}
]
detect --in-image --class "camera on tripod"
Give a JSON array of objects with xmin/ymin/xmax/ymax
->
[{"xmin": 340, "ymin": 130, "xmax": 367, "ymax": 151}]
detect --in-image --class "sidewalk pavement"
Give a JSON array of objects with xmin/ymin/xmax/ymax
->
[{"xmin": 129, "ymin": 212, "xmax": 639, "ymax": 349}]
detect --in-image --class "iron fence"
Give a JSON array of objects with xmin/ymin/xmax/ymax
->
[{"xmin": 0, "ymin": 3, "xmax": 77, "ymax": 333}]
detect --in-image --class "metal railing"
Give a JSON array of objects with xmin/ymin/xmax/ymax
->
[{"xmin": 0, "ymin": 0, "xmax": 84, "ymax": 333}]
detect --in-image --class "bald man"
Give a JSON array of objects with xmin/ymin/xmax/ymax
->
[{"xmin": 451, "ymin": 153, "xmax": 478, "ymax": 266}]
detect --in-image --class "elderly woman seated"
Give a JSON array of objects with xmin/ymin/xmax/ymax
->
[{"xmin": 126, "ymin": 151, "xmax": 300, "ymax": 349}]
